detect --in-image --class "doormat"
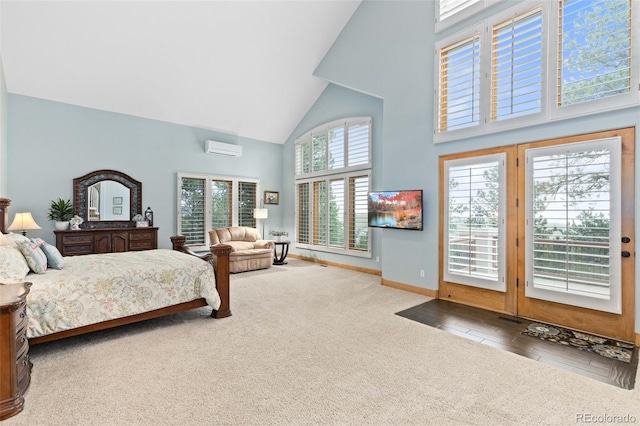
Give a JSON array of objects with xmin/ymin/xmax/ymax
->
[{"xmin": 522, "ymin": 322, "xmax": 634, "ymax": 364}]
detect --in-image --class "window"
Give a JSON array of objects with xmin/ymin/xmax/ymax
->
[
  {"xmin": 434, "ymin": 1, "xmax": 639, "ymax": 142},
  {"xmin": 437, "ymin": 30, "xmax": 482, "ymax": 135},
  {"xmin": 295, "ymin": 117, "xmax": 372, "ymax": 178},
  {"xmin": 294, "ymin": 117, "xmax": 372, "ymax": 257},
  {"xmin": 436, "ymin": 0, "xmax": 494, "ymax": 32},
  {"xmin": 525, "ymin": 137, "xmax": 622, "ymax": 313},
  {"xmin": 443, "ymin": 153, "xmax": 507, "ymax": 291},
  {"xmin": 490, "ymin": 7, "xmax": 544, "ymax": 123},
  {"xmin": 296, "ymin": 172, "xmax": 371, "ymax": 256},
  {"xmin": 178, "ymin": 173, "xmax": 259, "ymax": 248},
  {"xmin": 552, "ymin": 0, "xmax": 636, "ymax": 118}
]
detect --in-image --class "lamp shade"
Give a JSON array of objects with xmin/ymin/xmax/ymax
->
[
  {"xmin": 253, "ymin": 208, "xmax": 268, "ymax": 219},
  {"xmin": 8, "ymin": 212, "xmax": 42, "ymax": 236}
]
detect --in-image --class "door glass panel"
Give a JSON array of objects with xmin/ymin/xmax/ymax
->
[
  {"xmin": 525, "ymin": 137, "xmax": 621, "ymax": 313},
  {"xmin": 444, "ymin": 153, "xmax": 506, "ymax": 291}
]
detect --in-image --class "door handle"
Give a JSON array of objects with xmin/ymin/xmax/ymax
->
[
  {"xmin": 621, "ymin": 251, "xmax": 631, "ymax": 258},
  {"xmin": 622, "ymin": 237, "xmax": 631, "ymax": 243}
]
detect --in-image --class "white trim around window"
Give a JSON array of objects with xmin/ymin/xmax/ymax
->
[
  {"xmin": 434, "ymin": 0, "xmax": 639, "ymax": 144},
  {"xmin": 177, "ymin": 172, "xmax": 260, "ymax": 250}
]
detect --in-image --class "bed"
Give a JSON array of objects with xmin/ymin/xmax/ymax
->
[{"xmin": 0, "ymin": 198, "xmax": 232, "ymax": 345}]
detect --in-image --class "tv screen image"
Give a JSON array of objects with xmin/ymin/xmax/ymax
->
[{"xmin": 367, "ymin": 190, "xmax": 423, "ymax": 230}]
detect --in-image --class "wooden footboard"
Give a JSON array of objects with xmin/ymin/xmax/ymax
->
[
  {"xmin": 0, "ymin": 199, "xmax": 231, "ymax": 345},
  {"xmin": 170, "ymin": 235, "xmax": 232, "ymax": 319}
]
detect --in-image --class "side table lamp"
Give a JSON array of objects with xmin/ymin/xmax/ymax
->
[{"xmin": 8, "ymin": 212, "xmax": 42, "ymax": 236}]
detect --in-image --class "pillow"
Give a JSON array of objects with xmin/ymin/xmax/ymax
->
[
  {"xmin": 0, "ymin": 245, "xmax": 30, "ymax": 283},
  {"xmin": 0, "ymin": 233, "xmax": 13, "ymax": 246},
  {"xmin": 31, "ymin": 238, "xmax": 64, "ymax": 269},
  {"xmin": 19, "ymin": 241, "xmax": 48, "ymax": 274},
  {"xmin": 6, "ymin": 232, "xmax": 30, "ymax": 247}
]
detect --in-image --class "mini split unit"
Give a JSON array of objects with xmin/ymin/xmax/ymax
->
[{"xmin": 205, "ymin": 140, "xmax": 243, "ymax": 157}]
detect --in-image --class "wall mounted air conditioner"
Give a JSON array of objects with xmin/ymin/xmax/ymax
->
[{"xmin": 205, "ymin": 140, "xmax": 243, "ymax": 157}]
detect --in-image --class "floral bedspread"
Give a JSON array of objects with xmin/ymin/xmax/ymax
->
[{"xmin": 25, "ymin": 249, "xmax": 221, "ymax": 339}]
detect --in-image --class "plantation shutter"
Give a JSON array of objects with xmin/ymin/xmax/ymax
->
[
  {"xmin": 438, "ymin": 33, "xmax": 481, "ymax": 133},
  {"xmin": 295, "ymin": 139, "xmax": 311, "ymax": 176},
  {"xmin": 438, "ymin": 0, "xmax": 480, "ymax": 21},
  {"xmin": 297, "ymin": 182, "xmax": 310, "ymax": 244},
  {"xmin": 313, "ymin": 181, "xmax": 327, "ymax": 245},
  {"xmin": 312, "ymin": 133, "xmax": 328, "ymax": 173},
  {"xmin": 557, "ymin": 0, "xmax": 632, "ymax": 107},
  {"xmin": 238, "ymin": 181, "xmax": 257, "ymax": 228},
  {"xmin": 180, "ymin": 177, "xmax": 206, "ymax": 245},
  {"xmin": 328, "ymin": 126, "xmax": 345, "ymax": 170},
  {"xmin": 328, "ymin": 179, "xmax": 345, "ymax": 247},
  {"xmin": 445, "ymin": 154, "xmax": 506, "ymax": 291},
  {"xmin": 349, "ymin": 175, "xmax": 369, "ymax": 251},
  {"xmin": 525, "ymin": 138, "xmax": 621, "ymax": 313},
  {"xmin": 347, "ymin": 121, "xmax": 370, "ymax": 166},
  {"xmin": 211, "ymin": 180, "xmax": 232, "ymax": 230},
  {"xmin": 491, "ymin": 7, "xmax": 543, "ymax": 122}
]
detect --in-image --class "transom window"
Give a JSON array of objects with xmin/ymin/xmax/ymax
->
[{"xmin": 435, "ymin": 0, "xmax": 638, "ymax": 142}]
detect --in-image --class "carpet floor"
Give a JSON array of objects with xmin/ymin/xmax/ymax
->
[{"xmin": 5, "ymin": 259, "xmax": 640, "ymax": 425}]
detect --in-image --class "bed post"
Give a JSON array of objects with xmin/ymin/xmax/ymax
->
[
  {"xmin": 209, "ymin": 244, "xmax": 232, "ymax": 319},
  {"xmin": 170, "ymin": 235, "xmax": 232, "ymax": 318},
  {"xmin": 0, "ymin": 198, "xmax": 10, "ymax": 233}
]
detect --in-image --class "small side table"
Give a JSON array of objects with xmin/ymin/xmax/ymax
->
[{"xmin": 273, "ymin": 241, "xmax": 290, "ymax": 265}]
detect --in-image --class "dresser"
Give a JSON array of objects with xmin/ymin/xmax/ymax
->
[
  {"xmin": 55, "ymin": 227, "xmax": 158, "ymax": 256},
  {"xmin": 0, "ymin": 282, "xmax": 32, "ymax": 421}
]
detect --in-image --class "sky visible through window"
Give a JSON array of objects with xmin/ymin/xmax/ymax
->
[{"xmin": 439, "ymin": 0, "xmax": 631, "ymax": 132}]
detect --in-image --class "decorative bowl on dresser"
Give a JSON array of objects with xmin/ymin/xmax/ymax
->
[{"xmin": 0, "ymin": 282, "xmax": 32, "ymax": 421}]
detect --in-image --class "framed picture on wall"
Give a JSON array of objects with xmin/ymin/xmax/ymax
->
[
  {"xmin": 113, "ymin": 206, "xmax": 123, "ymax": 215},
  {"xmin": 264, "ymin": 191, "xmax": 279, "ymax": 205},
  {"xmin": 113, "ymin": 197, "xmax": 123, "ymax": 205}
]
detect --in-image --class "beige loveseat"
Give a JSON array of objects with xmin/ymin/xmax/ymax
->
[{"xmin": 209, "ymin": 226, "xmax": 274, "ymax": 273}]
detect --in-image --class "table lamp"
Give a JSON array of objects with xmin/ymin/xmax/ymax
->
[{"xmin": 8, "ymin": 212, "xmax": 42, "ymax": 236}]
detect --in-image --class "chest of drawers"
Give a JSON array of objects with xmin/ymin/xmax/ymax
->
[
  {"xmin": 55, "ymin": 227, "xmax": 158, "ymax": 256},
  {"xmin": 0, "ymin": 282, "xmax": 32, "ymax": 421}
]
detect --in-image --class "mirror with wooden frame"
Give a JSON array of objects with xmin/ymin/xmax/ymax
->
[{"xmin": 73, "ymin": 170, "xmax": 142, "ymax": 228}]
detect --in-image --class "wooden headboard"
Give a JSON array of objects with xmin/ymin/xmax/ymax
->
[{"xmin": 0, "ymin": 198, "xmax": 10, "ymax": 233}]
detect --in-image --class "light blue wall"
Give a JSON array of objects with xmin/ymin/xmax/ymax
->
[
  {"xmin": 282, "ymin": 83, "xmax": 384, "ymax": 270},
  {"xmin": 314, "ymin": 0, "xmax": 640, "ymax": 330},
  {"xmin": 7, "ymin": 94, "xmax": 283, "ymax": 248},
  {"xmin": 0, "ymin": 57, "xmax": 7, "ymax": 197}
]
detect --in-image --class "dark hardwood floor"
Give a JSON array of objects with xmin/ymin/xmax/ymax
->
[{"xmin": 396, "ymin": 299, "xmax": 638, "ymax": 390}]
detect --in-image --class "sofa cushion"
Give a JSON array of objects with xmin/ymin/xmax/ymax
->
[
  {"xmin": 211, "ymin": 226, "xmax": 263, "ymax": 245},
  {"xmin": 230, "ymin": 248, "xmax": 273, "ymax": 259},
  {"xmin": 226, "ymin": 241, "xmax": 257, "ymax": 252},
  {"xmin": 212, "ymin": 228, "xmax": 232, "ymax": 244},
  {"xmin": 228, "ymin": 226, "xmax": 260, "ymax": 242}
]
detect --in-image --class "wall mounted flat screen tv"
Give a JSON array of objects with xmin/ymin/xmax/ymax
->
[{"xmin": 368, "ymin": 190, "xmax": 423, "ymax": 231}]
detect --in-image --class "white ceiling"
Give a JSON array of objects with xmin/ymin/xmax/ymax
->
[{"xmin": 0, "ymin": 1, "xmax": 361, "ymax": 144}]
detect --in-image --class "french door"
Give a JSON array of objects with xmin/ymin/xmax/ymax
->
[{"xmin": 439, "ymin": 128, "xmax": 635, "ymax": 341}]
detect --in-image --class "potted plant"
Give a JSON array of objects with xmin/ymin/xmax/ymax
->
[
  {"xmin": 48, "ymin": 198, "xmax": 74, "ymax": 230},
  {"xmin": 269, "ymin": 230, "xmax": 288, "ymax": 241}
]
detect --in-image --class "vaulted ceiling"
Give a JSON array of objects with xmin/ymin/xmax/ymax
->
[{"xmin": 1, "ymin": 1, "xmax": 361, "ymax": 144}]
